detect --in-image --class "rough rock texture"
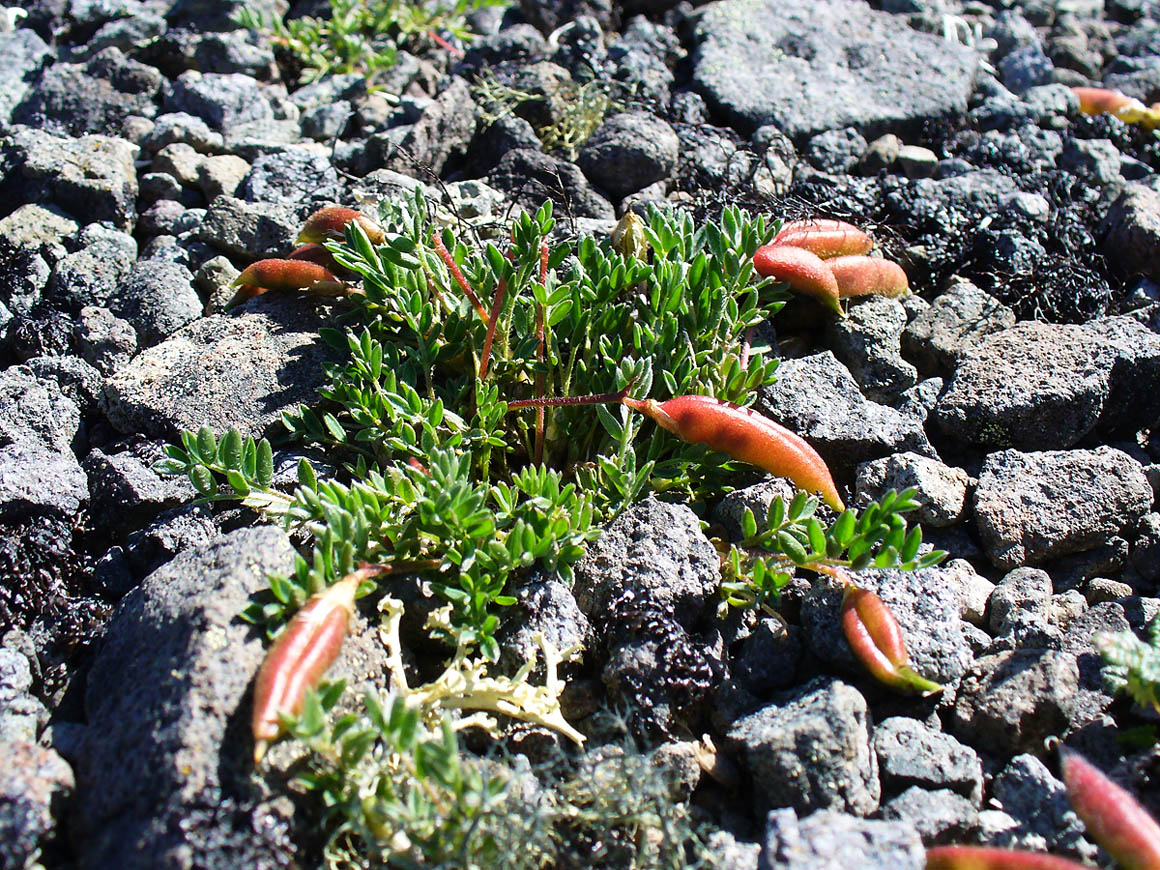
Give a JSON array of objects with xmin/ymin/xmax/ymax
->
[
  {"xmin": 974, "ymin": 447, "xmax": 1154, "ymax": 570},
  {"xmin": 727, "ymin": 678, "xmax": 879, "ymax": 816},
  {"xmin": 902, "ymin": 280, "xmax": 1016, "ymax": 375},
  {"xmin": 692, "ymin": 0, "xmax": 978, "ymax": 140},
  {"xmin": 573, "ymin": 496, "xmax": 718, "ymax": 626},
  {"xmin": 1103, "ymin": 177, "xmax": 1160, "ymax": 280},
  {"xmin": 935, "ymin": 321, "xmax": 1117, "ymax": 450},
  {"xmin": 759, "ymin": 808, "xmax": 925, "ymax": 870},
  {"xmin": 951, "ymin": 649, "xmax": 1080, "ymax": 756},
  {"xmin": 102, "ymin": 294, "xmax": 343, "ymax": 440}
]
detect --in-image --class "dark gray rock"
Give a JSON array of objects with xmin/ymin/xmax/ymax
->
[
  {"xmin": 706, "ymin": 830, "xmax": 760, "ymax": 870},
  {"xmin": 0, "ymin": 741, "xmax": 73, "ymax": 870},
  {"xmin": 0, "ymin": 647, "xmax": 43, "ymax": 744},
  {"xmin": 12, "ymin": 46, "xmax": 163, "ymax": 137},
  {"xmin": 607, "ymin": 18, "xmax": 679, "ymax": 107},
  {"xmin": 757, "ymin": 351, "xmax": 934, "ymax": 483},
  {"xmin": 902, "ymin": 280, "xmax": 1016, "ymax": 375},
  {"xmin": 974, "ymin": 447, "xmax": 1154, "ymax": 570},
  {"xmin": 988, "ymin": 567, "xmax": 1057, "ymax": 646},
  {"xmin": 122, "ymin": 504, "xmax": 218, "ymax": 577},
  {"xmin": 1104, "ymin": 177, "xmax": 1160, "ymax": 281},
  {"xmin": 84, "ymin": 446, "xmax": 197, "ymax": 538},
  {"xmin": 0, "ymin": 366, "xmax": 80, "ymax": 454},
  {"xmin": 733, "ymin": 617, "xmax": 802, "ymax": 695},
  {"xmin": 855, "ymin": 452, "xmax": 969, "ymax": 528},
  {"xmin": 801, "ymin": 567, "xmax": 972, "ymax": 688},
  {"xmin": 110, "ymin": 259, "xmax": 202, "ymax": 347},
  {"xmin": 935, "ymin": 321, "xmax": 1117, "ymax": 449},
  {"xmin": 879, "ymin": 787, "xmax": 979, "ymax": 844},
  {"xmin": 140, "ymin": 111, "xmax": 224, "ymax": 153},
  {"xmin": 873, "ymin": 716, "xmax": 983, "ymax": 803},
  {"xmin": 998, "ymin": 44, "xmax": 1054, "ymax": 93},
  {"xmin": 2, "ymin": 127, "xmax": 139, "ymax": 230},
  {"xmin": 692, "ymin": 0, "xmax": 977, "ymax": 140},
  {"xmin": 76, "ymin": 305, "xmax": 137, "ymax": 376},
  {"xmin": 239, "ymin": 148, "xmax": 342, "ymax": 205},
  {"xmin": 103, "ymin": 293, "xmax": 343, "ymax": 440},
  {"xmin": 167, "ymin": 70, "xmax": 275, "ymax": 130},
  {"xmin": 379, "ymin": 76, "xmax": 477, "ymax": 179},
  {"xmin": 577, "ymin": 111, "xmax": 679, "ymax": 200},
  {"xmin": 194, "ymin": 195, "xmax": 300, "ymax": 259},
  {"xmin": 487, "ymin": 148, "xmax": 615, "ymax": 221},
  {"xmin": 0, "ymin": 440, "xmax": 87, "ymax": 521},
  {"xmin": 573, "ymin": 496, "xmax": 718, "ymax": 626},
  {"xmin": 1085, "ymin": 314, "xmax": 1160, "ymax": 434},
  {"xmin": 0, "ymin": 27, "xmax": 52, "ymax": 127},
  {"xmin": 601, "ymin": 611, "xmax": 717, "ymax": 739},
  {"xmin": 1059, "ymin": 138, "xmax": 1124, "ymax": 199},
  {"xmin": 0, "ymin": 242, "xmax": 50, "ymax": 318},
  {"xmin": 805, "ymin": 127, "xmax": 867, "ymax": 174},
  {"xmin": 951, "ymin": 649, "xmax": 1080, "ymax": 756},
  {"xmin": 727, "ymin": 678, "xmax": 879, "ymax": 816},
  {"xmin": 759, "ymin": 807, "xmax": 924, "ymax": 870},
  {"xmin": 988, "ymin": 754, "xmax": 1096, "ymax": 862},
  {"xmin": 25, "ymin": 354, "xmax": 103, "ymax": 416},
  {"xmin": 826, "ymin": 296, "xmax": 917, "ymax": 401},
  {"xmin": 47, "ymin": 225, "xmax": 137, "ymax": 312},
  {"xmin": 139, "ymin": 199, "xmax": 187, "ymax": 237},
  {"xmin": 71, "ymin": 527, "xmax": 301, "ymax": 870}
]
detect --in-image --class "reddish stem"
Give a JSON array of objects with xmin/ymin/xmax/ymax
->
[
  {"xmin": 427, "ymin": 29, "xmax": 464, "ymax": 57},
  {"xmin": 433, "ymin": 234, "xmax": 488, "ymax": 321},
  {"xmin": 477, "ymin": 277, "xmax": 507, "ymax": 381}
]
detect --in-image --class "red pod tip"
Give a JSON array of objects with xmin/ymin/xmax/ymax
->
[
  {"xmin": 298, "ymin": 206, "xmax": 386, "ymax": 245},
  {"xmin": 841, "ymin": 585, "xmax": 943, "ymax": 696},
  {"xmin": 925, "ymin": 845, "xmax": 1098, "ymax": 869},
  {"xmin": 827, "ymin": 255, "xmax": 910, "ymax": 299},
  {"xmin": 1058, "ymin": 743, "xmax": 1160, "ymax": 870},
  {"xmin": 773, "ymin": 219, "xmax": 873, "ymax": 259}
]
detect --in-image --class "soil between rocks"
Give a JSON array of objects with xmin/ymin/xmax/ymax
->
[{"xmin": 1, "ymin": 0, "xmax": 1160, "ymax": 867}]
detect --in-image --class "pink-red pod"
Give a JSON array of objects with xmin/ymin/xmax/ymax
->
[
  {"xmin": 1058, "ymin": 744, "xmax": 1160, "ymax": 870},
  {"xmin": 231, "ymin": 259, "xmax": 347, "ymax": 297},
  {"xmin": 827, "ymin": 255, "xmax": 910, "ymax": 298},
  {"xmin": 252, "ymin": 572, "xmax": 363, "ymax": 762},
  {"xmin": 1072, "ymin": 86, "xmax": 1141, "ymax": 116},
  {"xmin": 753, "ymin": 244, "xmax": 842, "ymax": 314},
  {"xmin": 925, "ymin": 845, "xmax": 1095, "ymax": 869},
  {"xmin": 298, "ymin": 206, "xmax": 386, "ymax": 245},
  {"xmin": 841, "ymin": 585, "xmax": 943, "ymax": 695},
  {"xmin": 621, "ymin": 394, "xmax": 845, "ymax": 510},
  {"xmin": 773, "ymin": 219, "xmax": 873, "ymax": 259}
]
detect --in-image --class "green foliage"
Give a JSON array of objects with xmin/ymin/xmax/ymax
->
[
  {"xmin": 719, "ymin": 488, "xmax": 947, "ymax": 613},
  {"xmin": 159, "ymin": 191, "xmax": 951, "ymax": 866},
  {"xmin": 287, "ymin": 685, "xmax": 707, "ymax": 869},
  {"xmin": 235, "ymin": 0, "xmax": 505, "ymax": 87},
  {"xmin": 1097, "ymin": 614, "xmax": 1160, "ymax": 717}
]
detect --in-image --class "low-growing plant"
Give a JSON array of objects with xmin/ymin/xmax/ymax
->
[
  {"xmin": 1098, "ymin": 614, "xmax": 1160, "ymax": 719},
  {"xmin": 236, "ymin": 0, "xmax": 505, "ymax": 87},
  {"xmin": 159, "ymin": 194, "xmax": 946, "ymax": 864}
]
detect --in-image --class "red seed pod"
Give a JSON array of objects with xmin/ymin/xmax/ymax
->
[
  {"xmin": 252, "ymin": 572, "xmax": 363, "ymax": 762},
  {"xmin": 1058, "ymin": 743, "xmax": 1160, "ymax": 870},
  {"xmin": 287, "ymin": 243, "xmax": 338, "ymax": 267},
  {"xmin": 231, "ymin": 259, "xmax": 347, "ymax": 297},
  {"xmin": 827, "ymin": 255, "xmax": 910, "ymax": 298},
  {"xmin": 925, "ymin": 845, "xmax": 1096, "ymax": 869},
  {"xmin": 753, "ymin": 244, "xmax": 843, "ymax": 314},
  {"xmin": 620, "ymin": 394, "xmax": 845, "ymax": 511},
  {"xmin": 1072, "ymin": 86, "xmax": 1141, "ymax": 117},
  {"xmin": 298, "ymin": 206, "xmax": 386, "ymax": 245},
  {"xmin": 772, "ymin": 219, "xmax": 873, "ymax": 259},
  {"xmin": 841, "ymin": 585, "xmax": 943, "ymax": 695}
]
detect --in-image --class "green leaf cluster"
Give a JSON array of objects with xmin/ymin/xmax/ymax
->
[
  {"xmin": 719, "ymin": 488, "xmax": 946, "ymax": 613},
  {"xmin": 235, "ymin": 0, "xmax": 505, "ymax": 87},
  {"xmin": 1098, "ymin": 614, "xmax": 1160, "ymax": 717}
]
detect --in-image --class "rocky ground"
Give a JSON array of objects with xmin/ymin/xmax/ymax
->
[{"xmin": 1, "ymin": 0, "xmax": 1159, "ymax": 866}]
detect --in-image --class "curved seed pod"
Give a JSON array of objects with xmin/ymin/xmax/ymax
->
[
  {"xmin": 621, "ymin": 394, "xmax": 845, "ymax": 511},
  {"xmin": 252, "ymin": 571, "xmax": 363, "ymax": 762},
  {"xmin": 828, "ymin": 255, "xmax": 910, "ymax": 298},
  {"xmin": 841, "ymin": 585, "xmax": 943, "ymax": 695},
  {"xmin": 231, "ymin": 259, "xmax": 347, "ymax": 298},
  {"xmin": 753, "ymin": 244, "xmax": 843, "ymax": 314},
  {"xmin": 287, "ymin": 242, "xmax": 338, "ymax": 266},
  {"xmin": 1058, "ymin": 743, "xmax": 1160, "ymax": 870},
  {"xmin": 1072, "ymin": 86, "xmax": 1143, "ymax": 117},
  {"xmin": 773, "ymin": 219, "xmax": 873, "ymax": 259},
  {"xmin": 925, "ymin": 845, "xmax": 1095, "ymax": 869},
  {"xmin": 298, "ymin": 206, "xmax": 386, "ymax": 245}
]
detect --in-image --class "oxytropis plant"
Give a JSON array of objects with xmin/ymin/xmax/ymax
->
[{"xmin": 160, "ymin": 195, "xmax": 949, "ymax": 866}]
